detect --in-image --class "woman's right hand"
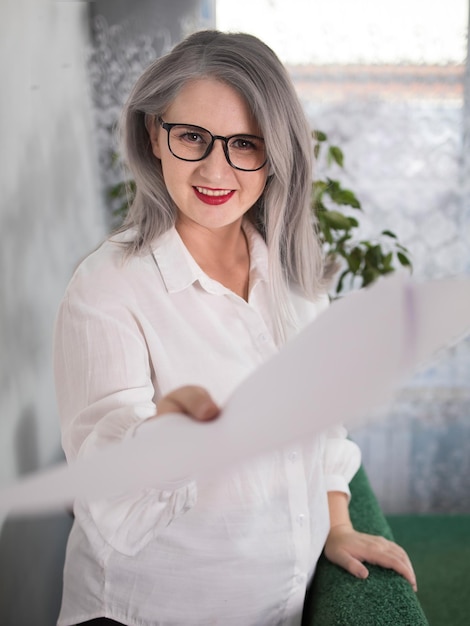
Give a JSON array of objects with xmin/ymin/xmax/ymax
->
[{"xmin": 156, "ymin": 385, "xmax": 220, "ymax": 422}]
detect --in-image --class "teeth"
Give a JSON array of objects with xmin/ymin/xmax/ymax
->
[{"xmin": 195, "ymin": 187, "xmax": 232, "ymax": 197}]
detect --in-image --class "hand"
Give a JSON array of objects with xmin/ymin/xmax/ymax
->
[
  {"xmin": 324, "ymin": 523, "xmax": 418, "ymax": 592},
  {"xmin": 157, "ymin": 385, "xmax": 220, "ymax": 422}
]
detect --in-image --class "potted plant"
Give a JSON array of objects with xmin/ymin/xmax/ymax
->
[{"xmin": 312, "ymin": 131, "xmax": 411, "ymax": 296}]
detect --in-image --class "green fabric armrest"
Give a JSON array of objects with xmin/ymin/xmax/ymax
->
[{"xmin": 302, "ymin": 466, "xmax": 429, "ymax": 626}]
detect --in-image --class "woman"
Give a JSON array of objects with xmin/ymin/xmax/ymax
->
[{"xmin": 55, "ymin": 30, "xmax": 416, "ymax": 626}]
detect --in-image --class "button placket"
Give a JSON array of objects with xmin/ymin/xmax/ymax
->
[
  {"xmin": 233, "ymin": 298, "xmax": 277, "ymax": 359},
  {"xmin": 283, "ymin": 447, "xmax": 312, "ymax": 604}
]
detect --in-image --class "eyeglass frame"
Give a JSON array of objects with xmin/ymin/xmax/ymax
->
[{"xmin": 157, "ymin": 117, "xmax": 268, "ymax": 172}]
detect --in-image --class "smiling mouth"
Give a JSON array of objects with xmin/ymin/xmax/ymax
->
[
  {"xmin": 195, "ymin": 187, "xmax": 233, "ymax": 197},
  {"xmin": 193, "ymin": 186, "xmax": 235, "ymax": 205}
]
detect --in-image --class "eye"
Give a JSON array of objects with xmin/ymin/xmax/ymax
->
[
  {"xmin": 181, "ymin": 131, "xmax": 204, "ymax": 144},
  {"xmin": 173, "ymin": 126, "xmax": 210, "ymax": 146},
  {"xmin": 230, "ymin": 136, "xmax": 262, "ymax": 152}
]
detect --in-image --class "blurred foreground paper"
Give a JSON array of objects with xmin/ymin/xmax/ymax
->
[{"xmin": 1, "ymin": 273, "xmax": 469, "ymax": 515}]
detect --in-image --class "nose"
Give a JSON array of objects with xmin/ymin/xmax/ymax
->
[{"xmin": 198, "ymin": 138, "xmax": 232, "ymax": 180}]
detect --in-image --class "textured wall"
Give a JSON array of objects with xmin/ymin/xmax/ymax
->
[
  {"xmin": 88, "ymin": 0, "xmax": 215, "ymax": 221},
  {"xmin": 0, "ymin": 0, "xmax": 106, "ymax": 623},
  {"xmin": 0, "ymin": 0, "xmax": 106, "ymax": 488}
]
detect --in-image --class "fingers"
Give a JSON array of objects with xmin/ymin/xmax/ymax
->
[
  {"xmin": 364, "ymin": 536, "xmax": 418, "ymax": 592},
  {"xmin": 330, "ymin": 549, "xmax": 370, "ymax": 580},
  {"xmin": 325, "ymin": 527, "xmax": 418, "ymax": 591},
  {"xmin": 157, "ymin": 385, "xmax": 220, "ymax": 422}
]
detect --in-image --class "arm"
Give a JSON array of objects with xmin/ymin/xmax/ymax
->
[
  {"xmin": 55, "ymin": 286, "xmax": 219, "ymax": 556},
  {"xmin": 325, "ymin": 491, "xmax": 417, "ymax": 591},
  {"xmin": 321, "ymin": 425, "xmax": 417, "ymax": 590}
]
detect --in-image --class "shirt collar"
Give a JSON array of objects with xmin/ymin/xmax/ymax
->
[
  {"xmin": 151, "ymin": 227, "xmax": 204, "ymax": 293},
  {"xmin": 151, "ymin": 220, "xmax": 269, "ymax": 295}
]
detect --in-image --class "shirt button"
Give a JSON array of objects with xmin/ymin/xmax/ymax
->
[
  {"xmin": 288, "ymin": 451, "xmax": 298, "ymax": 462},
  {"xmin": 258, "ymin": 333, "xmax": 267, "ymax": 342},
  {"xmin": 297, "ymin": 513, "xmax": 305, "ymax": 527},
  {"xmin": 295, "ymin": 574, "xmax": 305, "ymax": 585}
]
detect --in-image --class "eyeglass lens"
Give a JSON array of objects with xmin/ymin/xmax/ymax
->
[{"xmin": 167, "ymin": 124, "xmax": 266, "ymax": 171}]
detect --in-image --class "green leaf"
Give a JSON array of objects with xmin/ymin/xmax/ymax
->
[
  {"xmin": 313, "ymin": 130, "xmax": 328, "ymax": 142},
  {"xmin": 362, "ymin": 268, "xmax": 380, "ymax": 287},
  {"xmin": 396, "ymin": 243, "xmax": 410, "ymax": 252},
  {"xmin": 365, "ymin": 245, "xmax": 383, "ymax": 267},
  {"xmin": 327, "ymin": 182, "xmax": 361, "ymax": 209},
  {"xmin": 312, "ymin": 181, "xmax": 329, "ymax": 209},
  {"xmin": 383, "ymin": 251, "xmax": 394, "ymax": 270},
  {"xmin": 322, "ymin": 210, "xmax": 354, "ymax": 231},
  {"xmin": 328, "ymin": 145, "xmax": 344, "ymax": 168},
  {"xmin": 108, "ymin": 183, "xmax": 126, "ymax": 199},
  {"xmin": 348, "ymin": 247, "xmax": 363, "ymax": 273},
  {"xmin": 347, "ymin": 216, "xmax": 359, "ymax": 228},
  {"xmin": 397, "ymin": 252, "xmax": 412, "ymax": 267},
  {"xmin": 320, "ymin": 221, "xmax": 333, "ymax": 244},
  {"xmin": 381, "ymin": 229, "xmax": 398, "ymax": 239},
  {"xmin": 336, "ymin": 269, "xmax": 350, "ymax": 294},
  {"xmin": 336, "ymin": 233, "xmax": 353, "ymax": 245}
]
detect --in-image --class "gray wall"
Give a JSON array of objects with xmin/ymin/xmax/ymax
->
[
  {"xmin": 0, "ymin": 1, "xmax": 106, "ymax": 623},
  {"xmin": 0, "ymin": 1, "xmax": 106, "ymax": 501}
]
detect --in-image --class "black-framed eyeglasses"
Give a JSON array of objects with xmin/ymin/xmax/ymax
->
[{"xmin": 158, "ymin": 117, "xmax": 268, "ymax": 172}]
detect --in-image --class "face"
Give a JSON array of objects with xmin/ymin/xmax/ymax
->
[{"xmin": 149, "ymin": 77, "xmax": 269, "ymax": 234}]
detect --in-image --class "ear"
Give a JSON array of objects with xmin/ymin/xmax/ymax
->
[{"xmin": 146, "ymin": 114, "xmax": 162, "ymax": 159}]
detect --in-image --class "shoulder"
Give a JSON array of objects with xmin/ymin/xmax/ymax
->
[{"xmin": 63, "ymin": 229, "xmax": 161, "ymax": 308}]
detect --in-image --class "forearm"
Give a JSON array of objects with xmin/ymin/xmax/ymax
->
[{"xmin": 327, "ymin": 490, "xmax": 352, "ymax": 529}]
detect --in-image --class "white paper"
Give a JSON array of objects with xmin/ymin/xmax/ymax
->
[{"xmin": 1, "ymin": 273, "xmax": 469, "ymax": 515}]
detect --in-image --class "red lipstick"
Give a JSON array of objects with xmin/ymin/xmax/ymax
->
[{"xmin": 193, "ymin": 187, "xmax": 235, "ymax": 205}]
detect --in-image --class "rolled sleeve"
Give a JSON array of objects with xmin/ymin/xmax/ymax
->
[{"xmin": 323, "ymin": 425, "xmax": 361, "ymax": 499}]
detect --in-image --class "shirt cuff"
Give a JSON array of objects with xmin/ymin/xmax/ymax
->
[{"xmin": 324, "ymin": 474, "xmax": 352, "ymax": 499}]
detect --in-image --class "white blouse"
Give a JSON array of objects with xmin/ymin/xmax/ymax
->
[{"xmin": 54, "ymin": 221, "xmax": 361, "ymax": 626}]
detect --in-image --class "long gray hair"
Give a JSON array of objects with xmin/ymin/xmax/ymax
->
[{"xmin": 119, "ymin": 30, "xmax": 327, "ymax": 341}]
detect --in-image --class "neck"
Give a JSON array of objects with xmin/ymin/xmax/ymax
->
[{"xmin": 176, "ymin": 219, "xmax": 250, "ymax": 300}]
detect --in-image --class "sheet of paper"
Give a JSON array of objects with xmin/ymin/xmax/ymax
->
[{"xmin": 1, "ymin": 273, "xmax": 469, "ymax": 515}]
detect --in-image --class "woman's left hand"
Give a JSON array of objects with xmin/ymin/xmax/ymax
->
[{"xmin": 324, "ymin": 523, "xmax": 418, "ymax": 592}]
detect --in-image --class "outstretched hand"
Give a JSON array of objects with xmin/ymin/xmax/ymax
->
[
  {"xmin": 157, "ymin": 385, "xmax": 220, "ymax": 422},
  {"xmin": 324, "ymin": 523, "xmax": 418, "ymax": 592}
]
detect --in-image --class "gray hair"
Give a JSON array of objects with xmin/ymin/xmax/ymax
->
[{"xmin": 119, "ymin": 30, "xmax": 327, "ymax": 340}]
